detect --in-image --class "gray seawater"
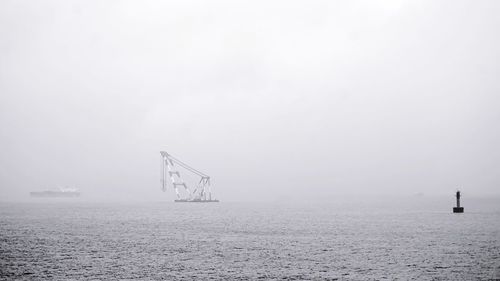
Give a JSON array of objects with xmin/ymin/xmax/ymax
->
[{"xmin": 1, "ymin": 201, "xmax": 499, "ymax": 280}]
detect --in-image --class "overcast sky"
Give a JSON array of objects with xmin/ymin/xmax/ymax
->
[{"xmin": 1, "ymin": 0, "xmax": 499, "ymax": 201}]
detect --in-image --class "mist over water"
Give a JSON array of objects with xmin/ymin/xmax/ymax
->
[
  {"xmin": 1, "ymin": 0, "xmax": 500, "ymax": 202},
  {"xmin": 1, "ymin": 0, "xmax": 500, "ymax": 279}
]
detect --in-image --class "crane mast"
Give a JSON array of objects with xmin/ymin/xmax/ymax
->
[{"xmin": 160, "ymin": 151, "xmax": 218, "ymax": 202}]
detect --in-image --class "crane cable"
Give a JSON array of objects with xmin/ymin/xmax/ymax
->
[{"xmin": 167, "ymin": 155, "xmax": 210, "ymax": 178}]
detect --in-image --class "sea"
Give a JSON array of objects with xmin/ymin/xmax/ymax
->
[{"xmin": 1, "ymin": 199, "xmax": 499, "ymax": 280}]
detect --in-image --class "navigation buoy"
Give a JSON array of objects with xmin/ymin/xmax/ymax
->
[{"xmin": 453, "ymin": 190, "xmax": 464, "ymax": 213}]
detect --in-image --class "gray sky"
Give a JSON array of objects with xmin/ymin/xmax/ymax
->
[{"xmin": 1, "ymin": 0, "xmax": 499, "ymax": 201}]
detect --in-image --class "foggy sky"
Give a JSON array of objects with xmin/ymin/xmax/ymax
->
[{"xmin": 1, "ymin": 0, "xmax": 499, "ymax": 201}]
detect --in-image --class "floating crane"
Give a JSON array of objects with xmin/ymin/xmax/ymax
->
[{"xmin": 160, "ymin": 151, "xmax": 219, "ymax": 202}]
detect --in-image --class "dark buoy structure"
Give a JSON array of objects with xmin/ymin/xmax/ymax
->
[{"xmin": 453, "ymin": 190, "xmax": 464, "ymax": 213}]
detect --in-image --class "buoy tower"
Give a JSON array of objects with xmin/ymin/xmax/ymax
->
[{"xmin": 453, "ymin": 190, "xmax": 464, "ymax": 213}]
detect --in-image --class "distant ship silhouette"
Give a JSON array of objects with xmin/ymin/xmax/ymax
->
[{"xmin": 30, "ymin": 187, "xmax": 80, "ymax": 198}]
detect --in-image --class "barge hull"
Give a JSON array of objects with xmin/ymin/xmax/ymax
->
[{"xmin": 174, "ymin": 199, "xmax": 219, "ymax": 203}]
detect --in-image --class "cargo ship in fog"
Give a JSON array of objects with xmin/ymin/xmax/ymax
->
[{"xmin": 30, "ymin": 187, "xmax": 80, "ymax": 198}]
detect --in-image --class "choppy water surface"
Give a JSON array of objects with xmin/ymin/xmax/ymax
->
[{"xmin": 1, "ymin": 201, "xmax": 499, "ymax": 280}]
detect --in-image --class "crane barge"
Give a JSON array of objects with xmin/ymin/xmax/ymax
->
[{"xmin": 160, "ymin": 151, "xmax": 219, "ymax": 202}]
